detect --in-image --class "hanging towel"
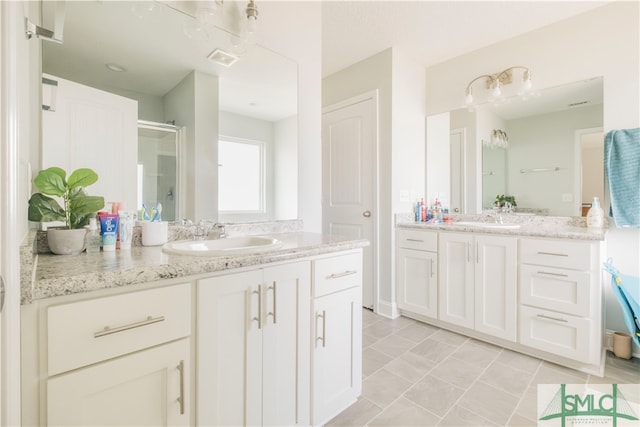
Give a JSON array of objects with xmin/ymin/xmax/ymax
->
[
  {"xmin": 603, "ymin": 259, "xmax": 640, "ymax": 347},
  {"xmin": 604, "ymin": 128, "xmax": 640, "ymax": 227}
]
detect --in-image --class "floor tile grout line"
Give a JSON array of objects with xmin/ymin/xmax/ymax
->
[{"xmin": 504, "ymin": 357, "xmax": 544, "ymax": 425}]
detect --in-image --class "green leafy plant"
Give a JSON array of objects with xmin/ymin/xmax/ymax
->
[
  {"xmin": 495, "ymin": 194, "xmax": 517, "ymax": 207},
  {"xmin": 28, "ymin": 167, "xmax": 105, "ymax": 229}
]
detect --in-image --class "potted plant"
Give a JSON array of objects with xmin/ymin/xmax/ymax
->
[{"xmin": 28, "ymin": 167, "xmax": 105, "ymax": 254}]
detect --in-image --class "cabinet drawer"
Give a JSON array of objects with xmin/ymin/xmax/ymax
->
[
  {"xmin": 519, "ymin": 305, "xmax": 593, "ymax": 363},
  {"xmin": 520, "ymin": 238, "xmax": 592, "ymax": 271},
  {"xmin": 313, "ymin": 252, "xmax": 362, "ymax": 297},
  {"xmin": 397, "ymin": 229, "xmax": 437, "ymax": 252},
  {"xmin": 48, "ymin": 283, "xmax": 191, "ymax": 376},
  {"xmin": 520, "ymin": 264, "xmax": 592, "ymax": 317}
]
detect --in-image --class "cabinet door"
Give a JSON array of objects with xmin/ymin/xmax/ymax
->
[
  {"xmin": 397, "ymin": 248, "xmax": 438, "ymax": 319},
  {"xmin": 312, "ymin": 286, "xmax": 362, "ymax": 426},
  {"xmin": 438, "ymin": 233, "xmax": 474, "ymax": 329},
  {"xmin": 262, "ymin": 262, "xmax": 311, "ymax": 426},
  {"xmin": 47, "ymin": 339, "xmax": 190, "ymax": 426},
  {"xmin": 197, "ymin": 270, "xmax": 263, "ymax": 427},
  {"xmin": 474, "ymin": 235, "xmax": 517, "ymax": 341}
]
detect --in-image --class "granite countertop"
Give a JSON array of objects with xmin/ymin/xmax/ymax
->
[
  {"xmin": 396, "ymin": 213, "xmax": 608, "ymax": 241},
  {"xmin": 22, "ymin": 224, "xmax": 369, "ymax": 305}
]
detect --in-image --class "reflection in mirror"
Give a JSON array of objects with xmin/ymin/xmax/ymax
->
[
  {"xmin": 427, "ymin": 77, "xmax": 603, "ymax": 217},
  {"xmin": 41, "ymin": 0, "xmax": 298, "ymax": 221},
  {"xmin": 137, "ymin": 121, "xmax": 181, "ymax": 222}
]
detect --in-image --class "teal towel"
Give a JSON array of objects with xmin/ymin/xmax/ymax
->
[{"xmin": 604, "ymin": 128, "xmax": 640, "ymax": 227}]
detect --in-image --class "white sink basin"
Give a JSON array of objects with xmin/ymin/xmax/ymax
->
[
  {"xmin": 455, "ymin": 221, "xmax": 521, "ymax": 230},
  {"xmin": 162, "ymin": 236, "xmax": 283, "ymax": 256}
]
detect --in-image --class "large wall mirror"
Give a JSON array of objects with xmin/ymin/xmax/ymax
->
[
  {"xmin": 426, "ymin": 77, "xmax": 603, "ymax": 217},
  {"xmin": 41, "ymin": 0, "xmax": 298, "ymax": 222}
]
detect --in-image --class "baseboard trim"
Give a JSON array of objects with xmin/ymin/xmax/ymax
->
[{"xmin": 376, "ymin": 300, "xmax": 399, "ymax": 319}]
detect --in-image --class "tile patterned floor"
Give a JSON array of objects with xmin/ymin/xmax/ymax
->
[{"xmin": 327, "ymin": 309, "xmax": 640, "ymax": 427}]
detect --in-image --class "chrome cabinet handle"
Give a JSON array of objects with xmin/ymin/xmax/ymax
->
[
  {"xmin": 406, "ymin": 238, "xmax": 424, "ymax": 242},
  {"xmin": 251, "ymin": 285, "xmax": 262, "ymax": 329},
  {"xmin": 430, "ymin": 258, "xmax": 434, "ymax": 278},
  {"xmin": 537, "ymin": 314, "xmax": 568, "ymax": 323},
  {"xmin": 327, "ymin": 270, "xmax": 357, "ymax": 279},
  {"xmin": 536, "ymin": 271, "xmax": 569, "ymax": 278},
  {"xmin": 476, "ymin": 242, "xmax": 479, "ymax": 264},
  {"xmin": 267, "ymin": 281, "xmax": 277, "ymax": 324},
  {"xmin": 537, "ymin": 251, "xmax": 569, "ymax": 257},
  {"xmin": 467, "ymin": 242, "xmax": 471, "ymax": 262},
  {"xmin": 316, "ymin": 310, "xmax": 326, "ymax": 348},
  {"xmin": 177, "ymin": 360, "xmax": 185, "ymax": 415},
  {"xmin": 363, "ymin": 211, "xmax": 371, "ymax": 218},
  {"xmin": 94, "ymin": 315, "xmax": 165, "ymax": 338}
]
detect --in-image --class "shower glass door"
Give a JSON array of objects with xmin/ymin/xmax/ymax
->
[{"xmin": 137, "ymin": 121, "xmax": 180, "ymax": 221}]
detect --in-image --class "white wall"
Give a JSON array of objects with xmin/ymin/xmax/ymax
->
[
  {"xmin": 426, "ymin": 112, "xmax": 450, "ymax": 208},
  {"xmin": 273, "ymin": 115, "xmax": 298, "ymax": 220},
  {"xmin": 425, "ymin": 1, "xmax": 640, "ymax": 350},
  {"xmin": 164, "ymin": 71, "xmax": 219, "ymax": 221}
]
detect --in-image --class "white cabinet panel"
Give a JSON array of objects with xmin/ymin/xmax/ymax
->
[
  {"xmin": 520, "ymin": 305, "xmax": 592, "ymax": 363},
  {"xmin": 47, "ymin": 339, "xmax": 190, "ymax": 426},
  {"xmin": 312, "ymin": 286, "xmax": 362, "ymax": 426},
  {"xmin": 520, "ymin": 264, "xmax": 591, "ymax": 317},
  {"xmin": 197, "ymin": 262, "xmax": 311, "ymax": 427},
  {"xmin": 397, "ymin": 248, "xmax": 438, "ymax": 319},
  {"xmin": 438, "ymin": 233, "xmax": 474, "ymax": 329}
]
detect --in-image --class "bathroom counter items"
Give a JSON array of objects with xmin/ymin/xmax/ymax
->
[
  {"xmin": 21, "ymin": 230, "xmax": 369, "ymax": 305},
  {"xmin": 396, "ymin": 213, "xmax": 607, "ymax": 241}
]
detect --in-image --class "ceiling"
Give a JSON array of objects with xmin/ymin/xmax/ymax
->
[{"xmin": 320, "ymin": 1, "xmax": 610, "ymax": 77}]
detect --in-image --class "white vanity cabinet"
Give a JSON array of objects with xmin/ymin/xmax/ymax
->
[
  {"xmin": 42, "ymin": 283, "xmax": 192, "ymax": 426},
  {"xmin": 311, "ymin": 251, "xmax": 363, "ymax": 427},
  {"xmin": 434, "ymin": 232, "xmax": 517, "ymax": 341},
  {"xmin": 519, "ymin": 238, "xmax": 603, "ymax": 364},
  {"xmin": 197, "ymin": 261, "xmax": 311, "ymax": 427},
  {"xmin": 396, "ymin": 229, "xmax": 438, "ymax": 319}
]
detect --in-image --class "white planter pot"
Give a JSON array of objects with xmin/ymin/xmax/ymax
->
[{"xmin": 47, "ymin": 228, "xmax": 87, "ymax": 255}]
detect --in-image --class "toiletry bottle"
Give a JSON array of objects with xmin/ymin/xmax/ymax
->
[
  {"xmin": 420, "ymin": 198, "xmax": 426, "ymax": 222},
  {"xmin": 415, "ymin": 200, "xmax": 421, "ymax": 222},
  {"xmin": 586, "ymin": 196, "xmax": 604, "ymax": 229},
  {"xmin": 85, "ymin": 217, "xmax": 102, "ymax": 253}
]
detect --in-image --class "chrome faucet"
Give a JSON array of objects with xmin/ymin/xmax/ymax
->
[
  {"xmin": 208, "ymin": 223, "xmax": 226, "ymax": 239},
  {"xmin": 192, "ymin": 221, "xmax": 226, "ymax": 240},
  {"xmin": 487, "ymin": 209, "xmax": 503, "ymax": 224}
]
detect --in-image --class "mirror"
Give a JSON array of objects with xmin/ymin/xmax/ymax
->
[
  {"xmin": 41, "ymin": 0, "xmax": 298, "ymax": 221},
  {"xmin": 426, "ymin": 77, "xmax": 603, "ymax": 217}
]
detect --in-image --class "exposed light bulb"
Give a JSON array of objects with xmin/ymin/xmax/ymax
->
[
  {"xmin": 492, "ymin": 81, "xmax": 502, "ymax": 98},
  {"xmin": 246, "ymin": 15, "xmax": 258, "ymax": 34},
  {"xmin": 464, "ymin": 90, "xmax": 473, "ymax": 105}
]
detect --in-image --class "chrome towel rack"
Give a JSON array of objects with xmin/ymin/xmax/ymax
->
[{"xmin": 520, "ymin": 167, "xmax": 560, "ymax": 174}]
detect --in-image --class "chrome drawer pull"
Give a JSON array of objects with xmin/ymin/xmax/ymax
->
[
  {"xmin": 537, "ymin": 271, "xmax": 569, "ymax": 278},
  {"xmin": 94, "ymin": 315, "xmax": 165, "ymax": 338},
  {"xmin": 537, "ymin": 251, "xmax": 569, "ymax": 257},
  {"xmin": 177, "ymin": 360, "xmax": 185, "ymax": 415},
  {"xmin": 316, "ymin": 311, "xmax": 326, "ymax": 348},
  {"xmin": 252, "ymin": 285, "xmax": 262, "ymax": 329},
  {"xmin": 327, "ymin": 270, "xmax": 357, "ymax": 279},
  {"xmin": 537, "ymin": 314, "xmax": 568, "ymax": 323},
  {"xmin": 267, "ymin": 281, "xmax": 277, "ymax": 324},
  {"xmin": 406, "ymin": 238, "xmax": 424, "ymax": 242}
]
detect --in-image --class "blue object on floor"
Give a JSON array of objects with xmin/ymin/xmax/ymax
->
[
  {"xmin": 604, "ymin": 128, "xmax": 640, "ymax": 227},
  {"xmin": 603, "ymin": 259, "xmax": 640, "ymax": 347}
]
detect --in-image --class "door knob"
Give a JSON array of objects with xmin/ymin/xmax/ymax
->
[
  {"xmin": 363, "ymin": 211, "xmax": 371, "ymax": 218},
  {"xmin": 454, "ymin": 208, "xmax": 460, "ymax": 213}
]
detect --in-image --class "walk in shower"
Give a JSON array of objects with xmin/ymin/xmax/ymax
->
[{"xmin": 137, "ymin": 120, "xmax": 183, "ymax": 222}]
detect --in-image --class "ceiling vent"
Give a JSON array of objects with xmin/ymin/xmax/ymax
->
[{"xmin": 207, "ymin": 48, "xmax": 239, "ymax": 67}]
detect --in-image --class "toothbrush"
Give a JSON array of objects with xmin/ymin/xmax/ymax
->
[{"xmin": 156, "ymin": 203, "xmax": 162, "ymax": 222}]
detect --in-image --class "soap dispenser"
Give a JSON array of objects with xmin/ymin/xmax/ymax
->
[{"xmin": 586, "ymin": 196, "xmax": 604, "ymax": 229}]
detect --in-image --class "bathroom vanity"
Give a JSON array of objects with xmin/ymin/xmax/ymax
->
[
  {"xmin": 396, "ymin": 215, "xmax": 607, "ymax": 376},
  {"xmin": 20, "ymin": 224, "xmax": 367, "ymax": 426}
]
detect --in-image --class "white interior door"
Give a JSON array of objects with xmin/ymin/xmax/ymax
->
[
  {"xmin": 42, "ymin": 74, "xmax": 138, "ymax": 212},
  {"xmin": 322, "ymin": 94, "xmax": 377, "ymax": 309}
]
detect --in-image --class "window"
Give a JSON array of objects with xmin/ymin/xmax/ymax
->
[{"xmin": 218, "ymin": 138, "xmax": 265, "ymax": 213}]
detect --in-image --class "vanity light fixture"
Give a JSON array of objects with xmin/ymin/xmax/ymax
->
[
  {"xmin": 483, "ymin": 129, "xmax": 509, "ymax": 149},
  {"xmin": 464, "ymin": 66, "xmax": 533, "ymax": 107}
]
